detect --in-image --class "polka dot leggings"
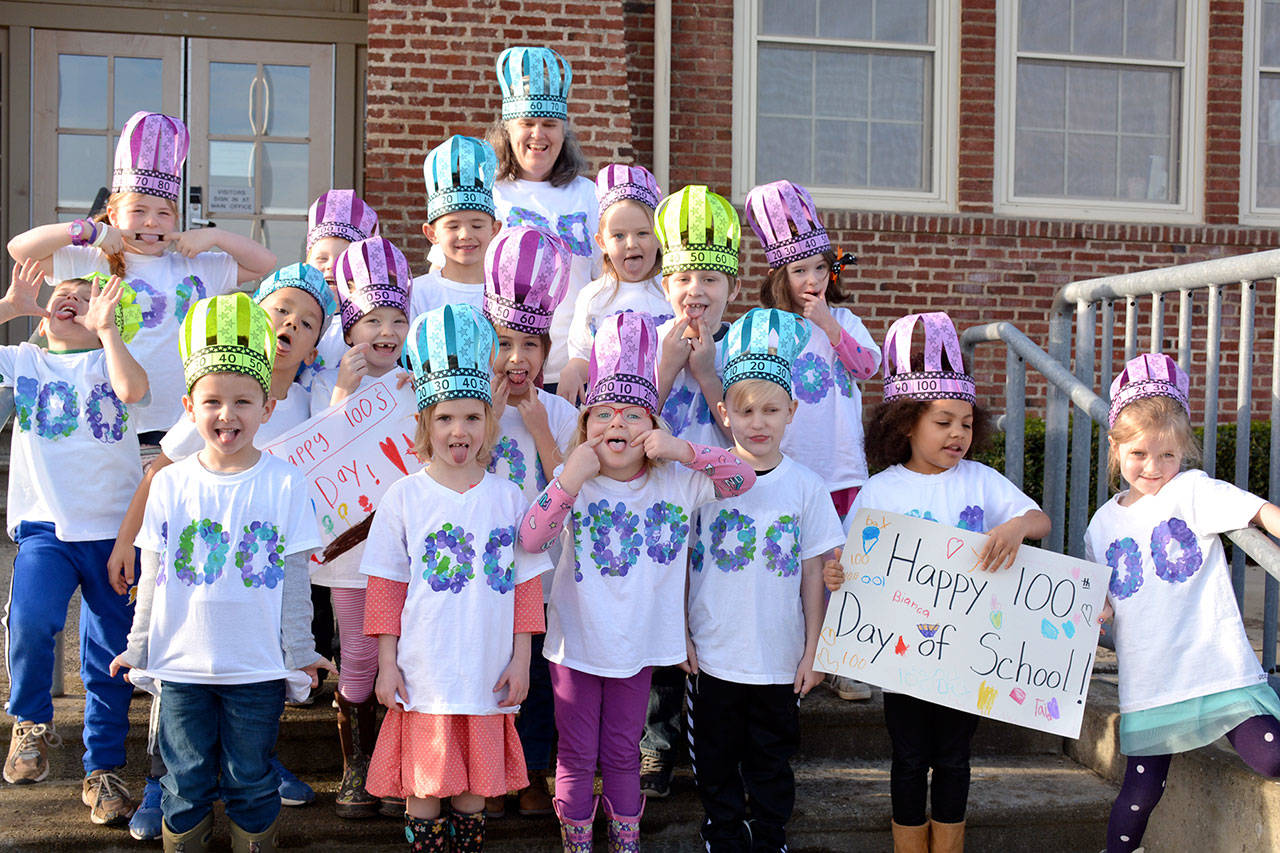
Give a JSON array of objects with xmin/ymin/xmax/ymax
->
[{"xmin": 1106, "ymin": 714, "xmax": 1280, "ymax": 851}]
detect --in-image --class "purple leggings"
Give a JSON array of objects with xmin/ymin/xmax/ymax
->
[
  {"xmin": 549, "ymin": 662, "xmax": 653, "ymax": 821},
  {"xmin": 1107, "ymin": 714, "xmax": 1280, "ymax": 852}
]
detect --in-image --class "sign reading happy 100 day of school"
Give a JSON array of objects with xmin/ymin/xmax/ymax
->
[{"xmin": 816, "ymin": 509, "xmax": 1111, "ymax": 738}]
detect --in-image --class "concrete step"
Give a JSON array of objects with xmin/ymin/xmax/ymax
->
[{"xmin": 0, "ymin": 753, "xmax": 1115, "ymax": 852}]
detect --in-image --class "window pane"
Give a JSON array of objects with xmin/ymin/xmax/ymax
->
[
  {"xmin": 263, "ymin": 219, "xmax": 307, "ymax": 267},
  {"xmin": 1125, "ymin": 0, "xmax": 1180, "ymax": 60},
  {"xmin": 58, "ymin": 134, "xmax": 108, "ymax": 208},
  {"xmin": 210, "ymin": 62, "xmax": 257, "ymax": 136},
  {"xmin": 818, "ymin": 0, "xmax": 873, "ymax": 40},
  {"xmin": 760, "ymin": 0, "xmax": 817, "ymax": 36},
  {"xmin": 1067, "ymin": 66, "xmax": 1118, "ymax": 133},
  {"xmin": 870, "ymin": 53, "xmax": 926, "ymax": 121},
  {"xmin": 261, "ymin": 142, "xmax": 309, "ymax": 214},
  {"xmin": 1119, "ymin": 135, "xmax": 1172, "ymax": 201},
  {"xmin": 815, "ymin": 119, "xmax": 868, "ymax": 186},
  {"xmin": 1015, "ymin": 129, "xmax": 1066, "ymax": 195},
  {"xmin": 263, "ymin": 65, "xmax": 310, "ymax": 138},
  {"xmin": 1256, "ymin": 74, "xmax": 1280, "ymax": 207},
  {"xmin": 1265, "ymin": 1, "xmax": 1280, "ymax": 68},
  {"xmin": 1119, "ymin": 68, "xmax": 1173, "ymax": 134},
  {"xmin": 758, "ymin": 47, "xmax": 813, "ymax": 114},
  {"xmin": 1019, "ymin": 0, "xmax": 1070, "ymax": 52},
  {"xmin": 756, "ymin": 116, "xmax": 812, "ymax": 184},
  {"xmin": 816, "ymin": 51, "xmax": 868, "ymax": 118},
  {"xmin": 209, "ymin": 140, "xmax": 255, "ymax": 213},
  {"xmin": 875, "ymin": 0, "xmax": 929, "ymax": 43},
  {"xmin": 1017, "ymin": 62, "xmax": 1065, "ymax": 130},
  {"xmin": 59, "ymin": 55, "xmax": 108, "ymax": 128},
  {"xmin": 870, "ymin": 121, "xmax": 923, "ymax": 188},
  {"xmin": 1066, "ymin": 132, "xmax": 1117, "ymax": 197},
  {"xmin": 1072, "ymin": 0, "xmax": 1123, "ymax": 57},
  {"xmin": 113, "ymin": 58, "xmax": 164, "ymax": 128}
]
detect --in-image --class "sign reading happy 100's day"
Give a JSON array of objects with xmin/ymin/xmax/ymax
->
[{"xmin": 816, "ymin": 509, "xmax": 1111, "ymax": 738}]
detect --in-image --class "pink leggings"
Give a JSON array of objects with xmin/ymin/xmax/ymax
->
[
  {"xmin": 330, "ymin": 587, "xmax": 378, "ymax": 703},
  {"xmin": 549, "ymin": 662, "xmax": 653, "ymax": 821}
]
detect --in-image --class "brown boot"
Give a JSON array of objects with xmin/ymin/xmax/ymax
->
[
  {"xmin": 334, "ymin": 694, "xmax": 379, "ymax": 818},
  {"xmin": 517, "ymin": 772, "xmax": 554, "ymax": 816},
  {"xmin": 892, "ymin": 819, "xmax": 930, "ymax": 853},
  {"xmin": 929, "ymin": 818, "xmax": 964, "ymax": 853}
]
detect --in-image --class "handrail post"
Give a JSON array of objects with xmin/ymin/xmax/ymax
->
[
  {"xmin": 1232, "ymin": 281, "xmax": 1257, "ymax": 606},
  {"xmin": 1069, "ymin": 302, "xmax": 1096, "ymax": 557},
  {"xmin": 1005, "ymin": 346, "xmax": 1026, "ymax": 491},
  {"xmin": 1045, "ymin": 308, "xmax": 1072, "ymax": 553}
]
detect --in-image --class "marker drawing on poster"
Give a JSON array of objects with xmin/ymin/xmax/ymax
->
[{"xmin": 816, "ymin": 509, "xmax": 1111, "ymax": 738}]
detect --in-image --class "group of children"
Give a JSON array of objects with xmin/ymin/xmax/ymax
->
[{"xmin": 3, "ymin": 41, "xmax": 1280, "ymax": 853}]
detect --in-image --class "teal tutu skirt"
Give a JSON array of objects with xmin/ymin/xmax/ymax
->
[{"xmin": 1119, "ymin": 682, "xmax": 1280, "ymax": 756}]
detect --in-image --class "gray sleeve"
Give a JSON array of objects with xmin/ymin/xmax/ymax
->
[
  {"xmin": 121, "ymin": 549, "xmax": 161, "ymax": 668},
  {"xmin": 280, "ymin": 550, "xmax": 321, "ymax": 671}
]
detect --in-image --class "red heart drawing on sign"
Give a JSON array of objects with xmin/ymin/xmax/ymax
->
[
  {"xmin": 946, "ymin": 538, "xmax": 964, "ymax": 558},
  {"xmin": 379, "ymin": 436, "xmax": 408, "ymax": 475}
]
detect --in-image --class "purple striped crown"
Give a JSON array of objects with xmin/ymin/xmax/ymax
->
[
  {"xmin": 587, "ymin": 311, "xmax": 660, "ymax": 413},
  {"xmin": 882, "ymin": 312, "xmax": 976, "ymax": 404},
  {"xmin": 596, "ymin": 164, "xmax": 662, "ymax": 211},
  {"xmin": 744, "ymin": 180, "xmax": 831, "ymax": 269},
  {"xmin": 112, "ymin": 112, "xmax": 189, "ymax": 202},
  {"xmin": 335, "ymin": 237, "xmax": 413, "ymax": 334},
  {"xmin": 1108, "ymin": 353, "xmax": 1190, "ymax": 427},
  {"xmin": 307, "ymin": 190, "xmax": 380, "ymax": 251},
  {"xmin": 484, "ymin": 226, "xmax": 570, "ymax": 334}
]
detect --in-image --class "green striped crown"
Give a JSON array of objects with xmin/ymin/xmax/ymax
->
[
  {"xmin": 654, "ymin": 185, "xmax": 741, "ymax": 277},
  {"xmin": 179, "ymin": 292, "xmax": 276, "ymax": 394}
]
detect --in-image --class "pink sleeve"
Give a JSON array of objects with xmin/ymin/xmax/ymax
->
[
  {"xmin": 519, "ymin": 478, "xmax": 578, "ymax": 552},
  {"xmin": 833, "ymin": 329, "xmax": 879, "ymax": 379},
  {"xmin": 364, "ymin": 576, "xmax": 407, "ymax": 637},
  {"xmin": 513, "ymin": 578, "xmax": 546, "ymax": 634},
  {"xmin": 683, "ymin": 442, "xmax": 757, "ymax": 499}
]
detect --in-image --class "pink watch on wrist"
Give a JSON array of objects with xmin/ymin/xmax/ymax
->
[{"xmin": 68, "ymin": 219, "xmax": 93, "ymax": 247}]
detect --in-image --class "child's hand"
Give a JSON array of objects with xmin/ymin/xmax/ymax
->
[
  {"xmin": 823, "ymin": 547, "xmax": 845, "ymax": 592},
  {"xmin": 801, "ymin": 292, "xmax": 840, "ymax": 339},
  {"xmin": 558, "ymin": 437, "xmax": 603, "ymax": 493},
  {"xmin": 557, "ymin": 359, "xmax": 589, "ymax": 406},
  {"xmin": 108, "ymin": 653, "xmax": 132, "ymax": 683},
  {"xmin": 300, "ymin": 656, "xmax": 337, "ymax": 689},
  {"xmin": 76, "ymin": 275, "xmax": 124, "ymax": 338},
  {"xmin": 977, "ymin": 517, "xmax": 1026, "ymax": 572},
  {"xmin": 1099, "ymin": 599, "xmax": 1114, "ymax": 635},
  {"xmin": 634, "ymin": 429, "xmax": 692, "ymax": 463},
  {"xmin": 170, "ymin": 228, "xmax": 219, "ymax": 258},
  {"xmin": 375, "ymin": 662, "xmax": 408, "ymax": 711},
  {"xmin": 494, "ymin": 657, "xmax": 530, "ymax": 707},
  {"xmin": 336, "ymin": 343, "xmax": 370, "ymax": 395},
  {"xmin": 490, "ymin": 374, "xmax": 510, "ymax": 419},
  {"xmin": 515, "ymin": 393, "xmax": 550, "ymax": 437},
  {"xmin": 93, "ymin": 224, "xmax": 127, "ymax": 255},
  {"xmin": 687, "ymin": 318, "xmax": 717, "ymax": 383},
  {"xmin": 678, "ymin": 634, "xmax": 699, "ymax": 675},
  {"xmin": 107, "ymin": 539, "xmax": 137, "ymax": 596},
  {"xmin": 2, "ymin": 258, "xmax": 49, "ymax": 320},
  {"xmin": 794, "ymin": 654, "xmax": 823, "ymax": 697},
  {"xmin": 395, "ymin": 370, "xmax": 413, "ymax": 391},
  {"xmin": 658, "ymin": 317, "xmax": 692, "ymax": 382}
]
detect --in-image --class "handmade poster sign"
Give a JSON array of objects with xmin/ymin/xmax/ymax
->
[
  {"xmin": 817, "ymin": 509, "xmax": 1111, "ymax": 738},
  {"xmin": 261, "ymin": 379, "xmax": 422, "ymax": 548}
]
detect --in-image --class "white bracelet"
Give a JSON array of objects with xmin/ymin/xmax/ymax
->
[{"xmin": 91, "ymin": 223, "xmax": 110, "ymax": 247}]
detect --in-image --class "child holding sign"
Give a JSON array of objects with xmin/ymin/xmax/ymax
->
[
  {"xmin": 686, "ymin": 308, "xmax": 845, "ymax": 852},
  {"xmin": 1087, "ymin": 355, "xmax": 1280, "ymax": 853},
  {"xmin": 824, "ymin": 312, "xmax": 1049, "ymax": 853}
]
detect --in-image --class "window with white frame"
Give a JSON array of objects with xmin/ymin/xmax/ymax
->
[
  {"xmin": 1243, "ymin": 0, "xmax": 1280, "ymax": 221},
  {"xmin": 733, "ymin": 0, "xmax": 956, "ymax": 211},
  {"xmin": 998, "ymin": 0, "xmax": 1202, "ymax": 221}
]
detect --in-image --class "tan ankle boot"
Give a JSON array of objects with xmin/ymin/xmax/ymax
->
[
  {"xmin": 892, "ymin": 819, "xmax": 930, "ymax": 853},
  {"xmin": 929, "ymin": 818, "xmax": 964, "ymax": 853},
  {"xmin": 162, "ymin": 812, "xmax": 213, "ymax": 853},
  {"xmin": 229, "ymin": 816, "xmax": 278, "ymax": 853}
]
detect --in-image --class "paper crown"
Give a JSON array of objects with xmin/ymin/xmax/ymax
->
[
  {"xmin": 179, "ymin": 293, "xmax": 276, "ymax": 394},
  {"xmin": 483, "ymin": 226, "xmax": 571, "ymax": 335},
  {"xmin": 82, "ymin": 272, "xmax": 142, "ymax": 345},
  {"xmin": 586, "ymin": 311, "xmax": 660, "ymax": 412},
  {"xmin": 112, "ymin": 112, "xmax": 189, "ymax": 202},
  {"xmin": 334, "ymin": 237, "xmax": 413, "ymax": 334},
  {"xmin": 406, "ymin": 303, "xmax": 498, "ymax": 411},
  {"xmin": 424, "ymin": 136, "xmax": 498, "ymax": 223},
  {"xmin": 744, "ymin": 180, "xmax": 831, "ymax": 268},
  {"xmin": 722, "ymin": 308, "xmax": 812, "ymax": 395},
  {"xmin": 497, "ymin": 46, "xmax": 572, "ymax": 121},
  {"xmin": 596, "ymin": 164, "xmax": 662, "ymax": 211},
  {"xmin": 882, "ymin": 312, "xmax": 976, "ymax": 404},
  {"xmin": 1108, "ymin": 353, "xmax": 1190, "ymax": 428},
  {"xmin": 254, "ymin": 263, "xmax": 338, "ymax": 320},
  {"xmin": 307, "ymin": 190, "xmax": 380, "ymax": 251},
  {"xmin": 654, "ymin": 185, "xmax": 740, "ymax": 277}
]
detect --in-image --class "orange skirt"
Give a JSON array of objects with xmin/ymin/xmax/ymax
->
[{"xmin": 366, "ymin": 709, "xmax": 528, "ymax": 800}]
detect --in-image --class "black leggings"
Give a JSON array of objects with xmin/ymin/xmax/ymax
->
[{"xmin": 883, "ymin": 692, "xmax": 980, "ymax": 826}]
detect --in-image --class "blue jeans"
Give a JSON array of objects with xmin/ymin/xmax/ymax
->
[
  {"xmin": 158, "ymin": 680, "xmax": 285, "ymax": 833},
  {"xmin": 516, "ymin": 622, "xmax": 555, "ymax": 770}
]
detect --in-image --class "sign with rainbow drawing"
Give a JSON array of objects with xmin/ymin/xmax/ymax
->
[{"xmin": 816, "ymin": 509, "xmax": 1111, "ymax": 738}]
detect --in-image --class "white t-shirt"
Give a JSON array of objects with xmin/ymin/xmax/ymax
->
[
  {"xmin": 160, "ymin": 381, "xmax": 312, "ymax": 462},
  {"xmin": 489, "ymin": 389, "xmax": 579, "ymax": 502},
  {"xmin": 656, "ymin": 318, "xmax": 731, "ymax": 449},
  {"xmin": 850, "ymin": 459, "xmax": 1040, "ymax": 536},
  {"xmin": 0, "ymin": 343, "xmax": 141, "ymax": 540},
  {"xmin": 360, "ymin": 472, "xmax": 551, "ymax": 714},
  {"xmin": 688, "ymin": 457, "xmax": 844, "ymax": 684},
  {"xmin": 297, "ymin": 323, "xmax": 348, "ymax": 394},
  {"xmin": 1084, "ymin": 470, "xmax": 1267, "ymax": 714},
  {"xmin": 780, "ymin": 308, "xmax": 880, "ymax": 492},
  {"xmin": 52, "ymin": 245, "xmax": 238, "ymax": 433},
  {"xmin": 565, "ymin": 275, "xmax": 672, "ymax": 363},
  {"xmin": 409, "ymin": 270, "xmax": 484, "ymax": 321},
  {"xmin": 546, "ymin": 462, "xmax": 717, "ymax": 677},
  {"xmin": 134, "ymin": 453, "xmax": 322, "ymax": 685}
]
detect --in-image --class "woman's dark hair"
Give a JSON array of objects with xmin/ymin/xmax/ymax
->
[
  {"xmin": 758, "ymin": 249, "xmax": 847, "ymax": 312},
  {"xmin": 487, "ymin": 118, "xmax": 589, "ymax": 187}
]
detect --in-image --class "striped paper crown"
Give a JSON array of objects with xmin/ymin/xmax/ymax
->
[
  {"xmin": 654, "ymin": 185, "xmax": 740, "ymax": 277},
  {"xmin": 496, "ymin": 46, "xmax": 572, "ymax": 121},
  {"xmin": 81, "ymin": 272, "xmax": 142, "ymax": 345},
  {"xmin": 307, "ymin": 190, "xmax": 380, "ymax": 251},
  {"xmin": 179, "ymin": 293, "xmax": 276, "ymax": 394},
  {"xmin": 254, "ymin": 263, "xmax": 338, "ymax": 321},
  {"xmin": 722, "ymin": 307, "xmax": 811, "ymax": 395},
  {"xmin": 1108, "ymin": 353, "xmax": 1190, "ymax": 428},
  {"xmin": 423, "ymin": 136, "xmax": 498, "ymax": 223},
  {"xmin": 112, "ymin": 112, "xmax": 188, "ymax": 202},
  {"xmin": 406, "ymin": 303, "xmax": 499, "ymax": 411},
  {"xmin": 586, "ymin": 311, "xmax": 660, "ymax": 413},
  {"xmin": 596, "ymin": 163, "xmax": 662, "ymax": 211},
  {"xmin": 744, "ymin": 180, "xmax": 831, "ymax": 268},
  {"xmin": 483, "ymin": 226, "xmax": 571, "ymax": 335},
  {"xmin": 882, "ymin": 312, "xmax": 976, "ymax": 404},
  {"xmin": 334, "ymin": 237, "xmax": 413, "ymax": 335}
]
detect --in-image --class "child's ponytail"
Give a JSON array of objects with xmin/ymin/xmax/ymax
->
[
  {"xmin": 322, "ymin": 513, "xmax": 374, "ymax": 563},
  {"xmin": 91, "ymin": 211, "xmax": 127, "ymax": 278}
]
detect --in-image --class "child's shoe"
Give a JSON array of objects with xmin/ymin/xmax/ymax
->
[
  {"xmin": 405, "ymin": 814, "xmax": 448, "ymax": 852},
  {"xmin": 268, "ymin": 756, "xmax": 314, "ymax": 806},
  {"xmin": 229, "ymin": 816, "xmax": 279, "ymax": 853},
  {"xmin": 555, "ymin": 797, "xmax": 596, "ymax": 853},
  {"xmin": 829, "ymin": 674, "xmax": 872, "ymax": 701},
  {"xmin": 638, "ymin": 752, "xmax": 672, "ymax": 799},
  {"xmin": 448, "ymin": 809, "xmax": 486, "ymax": 853},
  {"xmin": 129, "ymin": 775, "xmax": 164, "ymax": 840},
  {"xmin": 381, "ymin": 796, "xmax": 407, "ymax": 817},
  {"xmin": 484, "ymin": 795, "xmax": 506, "ymax": 818},
  {"xmin": 891, "ymin": 819, "xmax": 929, "ymax": 853},
  {"xmin": 333, "ymin": 694, "xmax": 379, "ymax": 818},
  {"xmin": 602, "ymin": 795, "xmax": 642, "ymax": 853},
  {"xmin": 517, "ymin": 774, "xmax": 554, "ymax": 816},
  {"xmin": 4, "ymin": 720, "xmax": 60, "ymax": 784},
  {"xmin": 82, "ymin": 769, "xmax": 137, "ymax": 825},
  {"xmin": 162, "ymin": 812, "xmax": 214, "ymax": 853}
]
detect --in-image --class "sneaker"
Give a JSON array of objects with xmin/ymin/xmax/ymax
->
[
  {"xmin": 82, "ymin": 769, "xmax": 137, "ymax": 825},
  {"xmin": 830, "ymin": 675, "xmax": 871, "ymax": 701},
  {"xmin": 128, "ymin": 776, "xmax": 163, "ymax": 840},
  {"xmin": 485, "ymin": 795, "xmax": 507, "ymax": 819},
  {"xmin": 639, "ymin": 753, "xmax": 672, "ymax": 799},
  {"xmin": 270, "ymin": 756, "xmax": 315, "ymax": 806},
  {"xmin": 4, "ymin": 720, "xmax": 60, "ymax": 784}
]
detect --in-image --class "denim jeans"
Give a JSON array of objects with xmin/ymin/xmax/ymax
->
[{"xmin": 158, "ymin": 680, "xmax": 285, "ymax": 833}]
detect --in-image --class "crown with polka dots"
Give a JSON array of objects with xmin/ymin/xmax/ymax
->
[
  {"xmin": 596, "ymin": 164, "xmax": 662, "ymax": 212},
  {"xmin": 882, "ymin": 312, "xmax": 975, "ymax": 404},
  {"xmin": 406, "ymin": 303, "xmax": 499, "ymax": 411},
  {"xmin": 587, "ymin": 311, "xmax": 660, "ymax": 413},
  {"xmin": 744, "ymin": 180, "xmax": 831, "ymax": 268},
  {"xmin": 483, "ymin": 225, "xmax": 570, "ymax": 335},
  {"xmin": 654, "ymin": 185, "xmax": 740, "ymax": 277},
  {"xmin": 81, "ymin": 272, "xmax": 142, "ymax": 345},
  {"xmin": 306, "ymin": 190, "xmax": 380, "ymax": 252},
  {"xmin": 423, "ymin": 136, "xmax": 498, "ymax": 223},
  {"xmin": 254, "ymin": 263, "xmax": 338, "ymax": 321},
  {"xmin": 1108, "ymin": 353, "xmax": 1190, "ymax": 428},
  {"xmin": 179, "ymin": 293, "xmax": 276, "ymax": 394},
  {"xmin": 112, "ymin": 112, "xmax": 189, "ymax": 202},
  {"xmin": 334, "ymin": 237, "xmax": 413, "ymax": 335},
  {"xmin": 496, "ymin": 46, "xmax": 572, "ymax": 121},
  {"xmin": 722, "ymin": 308, "xmax": 811, "ymax": 396}
]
